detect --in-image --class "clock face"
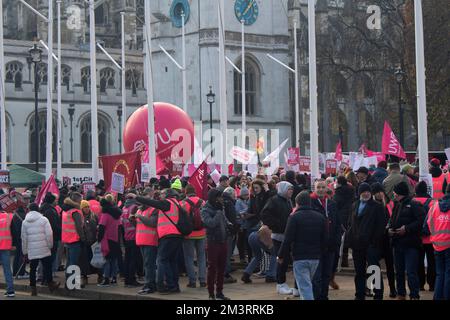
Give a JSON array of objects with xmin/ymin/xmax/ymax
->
[
  {"xmin": 170, "ymin": 0, "xmax": 190, "ymax": 28},
  {"xmin": 234, "ymin": 0, "xmax": 259, "ymax": 26}
]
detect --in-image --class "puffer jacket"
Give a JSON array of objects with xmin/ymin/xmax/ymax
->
[{"xmin": 21, "ymin": 211, "xmax": 53, "ymax": 260}]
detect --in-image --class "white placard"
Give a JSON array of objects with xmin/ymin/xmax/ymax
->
[
  {"xmin": 141, "ymin": 164, "xmax": 150, "ymax": 183},
  {"xmin": 111, "ymin": 172, "xmax": 125, "ymax": 194},
  {"xmin": 229, "ymin": 146, "xmax": 257, "ymax": 164},
  {"xmin": 210, "ymin": 169, "xmax": 221, "ymax": 185},
  {"xmin": 445, "ymin": 148, "xmax": 450, "ymax": 161}
]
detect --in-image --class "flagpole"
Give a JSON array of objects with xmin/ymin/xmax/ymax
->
[
  {"xmin": 414, "ymin": 0, "xmax": 429, "ymax": 178},
  {"xmin": 89, "ymin": 0, "xmax": 99, "ymax": 183},
  {"xmin": 45, "ymin": 0, "xmax": 54, "ymax": 180},
  {"xmin": 308, "ymin": 0, "xmax": 320, "ymax": 181},
  {"xmin": 293, "ymin": 19, "xmax": 300, "ymax": 148},
  {"xmin": 56, "ymin": 0, "xmax": 62, "ymax": 182},
  {"xmin": 218, "ymin": 0, "xmax": 228, "ymax": 174},
  {"xmin": 0, "ymin": 0, "xmax": 6, "ymax": 170},
  {"xmin": 181, "ymin": 12, "xmax": 187, "ymax": 113},
  {"xmin": 121, "ymin": 12, "xmax": 126, "ymax": 153},
  {"xmin": 241, "ymin": 19, "xmax": 246, "ymax": 150},
  {"xmin": 144, "ymin": 1, "xmax": 157, "ymax": 177}
]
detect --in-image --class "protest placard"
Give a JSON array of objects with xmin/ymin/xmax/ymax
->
[{"xmin": 111, "ymin": 172, "xmax": 125, "ymax": 194}]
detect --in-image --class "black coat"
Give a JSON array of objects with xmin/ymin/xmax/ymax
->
[
  {"xmin": 333, "ymin": 184, "xmax": 355, "ymax": 229},
  {"xmin": 346, "ymin": 199, "xmax": 387, "ymax": 250},
  {"xmin": 278, "ymin": 206, "xmax": 328, "ymax": 260},
  {"xmin": 246, "ymin": 190, "xmax": 271, "ymax": 229},
  {"xmin": 311, "ymin": 197, "xmax": 341, "ymax": 251},
  {"xmin": 11, "ymin": 207, "xmax": 27, "ymax": 247},
  {"xmin": 40, "ymin": 203, "xmax": 62, "ymax": 242},
  {"xmin": 388, "ymin": 197, "xmax": 426, "ymax": 248},
  {"xmin": 261, "ymin": 194, "xmax": 293, "ymax": 234},
  {"xmin": 222, "ymin": 193, "xmax": 239, "ymax": 234}
]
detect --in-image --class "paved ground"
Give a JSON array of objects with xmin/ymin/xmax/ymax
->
[{"xmin": 0, "ymin": 268, "xmax": 434, "ymax": 300}]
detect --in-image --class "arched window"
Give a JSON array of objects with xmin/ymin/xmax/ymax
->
[
  {"xmin": 37, "ymin": 62, "xmax": 48, "ymax": 85},
  {"xmin": 95, "ymin": 3, "xmax": 109, "ymax": 25},
  {"xmin": 136, "ymin": 0, "xmax": 144, "ymax": 27},
  {"xmin": 125, "ymin": 69, "xmax": 140, "ymax": 95},
  {"xmin": 100, "ymin": 67, "xmax": 115, "ymax": 93},
  {"xmin": 5, "ymin": 61, "xmax": 23, "ymax": 89},
  {"xmin": 81, "ymin": 66, "xmax": 90, "ymax": 93},
  {"xmin": 234, "ymin": 57, "xmax": 260, "ymax": 116},
  {"xmin": 80, "ymin": 114, "xmax": 110, "ymax": 163},
  {"xmin": 54, "ymin": 65, "xmax": 72, "ymax": 91},
  {"xmin": 29, "ymin": 111, "xmax": 58, "ymax": 163}
]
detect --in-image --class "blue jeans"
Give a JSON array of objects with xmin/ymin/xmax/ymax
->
[
  {"xmin": 157, "ymin": 237, "xmax": 183, "ymax": 290},
  {"xmin": 103, "ymin": 257, "xmax": 118, "ymax": 279},
  {"xmin": 141, "ymin": 245, "xmax": 158, "ymax": 288},
  {"xmin": 394, "ymin": 246, "xmax": 420, "ymax": 299},
  {"xmin": 293, "ymin": 260, "xmax": 319, "ymax": 300},
  {"xmin": 0, "ymin": 250, "xmax": 14, "ymax": 293},
  {"xmin": 434, "ymin": 248, "xmax": 450, "ymax": 300},
  {"xmin": 65, "ymin": 242, "xmax": 82, "ymax": 279},
  {"xmin": 313, "ymin": 250, "xmax": 335, "ymax": 300},
  {"xmin": 244, "ymin": 232, "xmax": 276, "ymax": 277},
  {"xmin": 183, "ymin": 238, "xmax": 206, "ymax": 284}
]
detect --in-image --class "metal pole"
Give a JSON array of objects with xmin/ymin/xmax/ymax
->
[
  {"xmin": 89, "ymin": 0, "xmax": 99, "ymax": 182},
  {"xmin": 0, "ymin": 0, "xmax": 6, "ymax": 170},
  {"xmin": 293, "ymin": 20, "xmax": 300, "ymax": 148},
  {"xmin": 35, "ymin": 63, "xmax": 39, "ymax": 172},
  {"xmin": 241, "ymin": 20, "xmax": 246, "ymax": 150},
  {"xmin": 181, "ymin": 12, "xmax": 187, "ymax": 113},
  {"xmin": 218, "ymin": 0, "xmax": 228, "ymax": 173},
  {"xmin": 144, "ymin": 1, "xmax": 157, "ymax": 177},
  {"xmin": 121, "ymin": 12, "xmax": 126, "ymax": 153},
  {"xmin": 56, "ymin": 0, "xmax": 62, "ymax": 182},
  {"xmin": 45, "ymin": 0, "xmax": 54, "ymax": 179},
  {"xmin": 308, "ymin": 0, "xmax": 320, "ymax": 181},
  {"xmin": 414, "ymin": 0, "xmax": 430, "ymax": 178},
  {"xmin": 398, "ymin": 82, "xmax": 404, "ymax": 148}
]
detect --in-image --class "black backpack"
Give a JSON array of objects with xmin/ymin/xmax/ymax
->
[
  {"xmin": 183, "ymin": 198, "xmax": 204, "ymax": 231},
  {"xmin": 163, "ymin": 198, "xmax": 194, "ymax": 236}
]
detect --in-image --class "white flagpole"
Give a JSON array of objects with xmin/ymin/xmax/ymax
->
[
  {"xmin": 241, "ymin": 19, "xmax": 246, "ymax": 150},
  {"xmin": 293, "ymin": 19, "xmax": 300, "ymax": 148},
  {"xmin": 0, "ymin": 0, "xmax": 6, "ymax": 170},
  {"xmin": 121, "ymin": 12, "xmax": 126, "ymax": 153},
  {"xmin": 56, "ymin": 0, "xmax": 62, "ymax": 182},
  {"xmin": 308, "ymin": 0, "xmax": 320, "ymax": 181},
  {"xmin": 181, "ymin": 12, "xmax": 187, "ymax": 113},
  {"xmin": 45, "ymin": 0, "xmax": 54, "ymax": 180},
  {"xmin": 218, "ymin": 0, "xmax": 228, "ymax": 174},
  {"xmin": 144, "ymin": 1, "xmax": 157, "ymax": 177},
  {"xmin": 414, "ymin": 0, "xmax": 429, "ymax": 178},
  {"xmin": 89, "ymin": 0, "xmax": 99, "ymax": 183}
]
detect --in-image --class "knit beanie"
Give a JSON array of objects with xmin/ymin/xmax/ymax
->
[
  {"xmin": 415, "ymin": 181, "xmax": 428, "ymax": 196},
  {"xmin": 171, "ymin": 178, "xmax": 182, "ymax": 191},
  {"xmin": 430, "ymin": 158, "xmax": 440, "ymax": 168},
  {"xmin": 80, "ymin": 200, "xmax": 90, "ymax": 210},
  {"xmin": 393, "ymin": 182, "xmax": 410, "ymax": 196},
  {"xmin": 358, "ymin": 183, "xmax": 371, "ymax": 196},
  {"xmin": 370, "ymin": 182, "xmax": 385, "ymax": 195}
]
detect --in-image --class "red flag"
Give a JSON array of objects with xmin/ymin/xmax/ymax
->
[
  {"xmin": 35, "ymin": 174, "xmax": 60, "ymax": 206},
  {"xmin": 99, "ymin": 151, "xmax": 142, "ymax": 192},
  {"xmin": 228, "ymin": 164, "xmax": 234, "ymax": 175},
  {"xmin": 188, "ymin": 161, "xmax": 208, "ymax": 200},
  {"xmin": 335, "ymin": 141, "xmax": 343, "ymax": 161},
  {"xmin": 381, "ymin": 121, "xmax": 406, "ymax": 159}
]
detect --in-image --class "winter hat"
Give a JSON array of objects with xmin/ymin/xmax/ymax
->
[
  {"xmin": 415, "ymin": 180, "xmax": 428, "ymax": 196},
  {"xmin": 171, "ymin": 178, "xmax": 182, "ymax": 191},
  {"xmin": 430, "ymin": 158, "xmax": 440, "ymax": 168},
  {"xmin": 104, "ymin": 193, "xmax": 115, "ymax": 204},
  {"xmin": 159, "ymin": 178, "xmax": 171, "ymax": 190},
  {"xmin": 277, "ymin": 181, "xmax": 294, "ymax": 198},
  {"xmin": 370, "ymin": 182, "xmax": 385, "ymax": 195},
  {"xmin": 223, "ymin": 187, "xmax": 236, "ymax": 199},
  {"xmin": 43, "ymin": 192, "xmax": 56, "ymax": 204},
  {"xmin": 401, "ymin": 164, "xmax": 414, "ymax": 174},
  {"xmin": 356, "ymin": 167, "xmax": 369, "ymax": 175},
  {"xmin": 394, "ymin": 182, "xmax": 410, "ymax": 196},
  {"xmin": 240, "ymin": 186, "xmax": 250, "ymax": 197},
  {"xmin": 358, "ymin": 183, "xmax": 371, "ymax": 196},
  {"xmin": 80, "ymin": 200, "xmax": 90, "ymax": 210}
]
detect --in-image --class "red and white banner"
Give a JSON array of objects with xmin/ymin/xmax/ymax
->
[
  {"xmin": 188, "ymin": 161, "xmax": 208, "ymax": 200},
  {"xmin": 382, "ymin": 121, "xmax": 406, "ymax": 159},
  {"xmin": 334, "ymin": 141, "xmax": 342, "ymax": 161},
  {"xmin": 299, "ymin": 156, "xmax": 311, "ymax": 173},
  {"xmin": 0, "ymin": 170, "xmax": 10, "ymax": 188},
  {"xmin": 229, "ymin": 146, "xmax": 257, "ymax": 164},
  {"xmin": 100, "ymin": 151, "xmax": 141, "ymax": 191},
  {"xmin": 287, "ymin": 148, "xmax": 300, "ymax": 166},
  {"xmin": 326, "ymin": 159, "xmax": 338, "ymax": 175},
  {"xmin": 82, "ymin": 182, "xmax": 96, "ymax": 195}
]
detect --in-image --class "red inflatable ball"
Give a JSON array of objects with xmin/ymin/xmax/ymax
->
[{"xmin": 123, "ymin": 102, "xmax": 195, "ymax": 165}]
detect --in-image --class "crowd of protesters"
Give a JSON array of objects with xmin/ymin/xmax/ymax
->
[{"xmin": 0, "ymin": 157, "xmax": 449, "ymax": 300}]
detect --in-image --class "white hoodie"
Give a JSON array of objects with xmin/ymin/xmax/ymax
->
[{"xmin": 21, "ymin": 211, "xmax": 53, "ymax": 260}]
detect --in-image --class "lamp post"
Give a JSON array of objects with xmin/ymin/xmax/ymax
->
[
  {"xmin": 395, "ymin": 66, "xmax": 406, "ymax": 147},
  {"xmin": 28, "ymin": 43, "xmax": 43, "ymax": 172},
  {"xmin": 68, "ymin": 104, "xmax": 75, "ymax": 163},
  {"xmin": 117, "ymin": 106, "xmax": 123, "ymax": 150},
  {"xmin": 206, "ymin": 86, "xmax": 215, "ymax": 158}
]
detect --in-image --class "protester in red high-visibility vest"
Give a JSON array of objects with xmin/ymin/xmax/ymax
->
[
  {"xmin": 430, "ymin": 158, "xmax": 448, "ymax": 200},
  {"xmin": 426, "ymin": 184, "xmax": 450, "ymax": 300},
  {"xmin": 0, "ymin": 210, "xmax": 15, "ymax": 297}
]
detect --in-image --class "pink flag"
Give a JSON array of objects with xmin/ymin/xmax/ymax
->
[
  {"xmin": 381, "ymin": 121, "xmax": 406, "ymax": 159},
  {"xmin": 335, "ymin": 141, "xmax": 343, "ymax": 161},
  {"xmin": 35, "ymin": 174, "xmax": 60, "ymax": 206},
  {"xmin": 188, "ymin": 161, "xmax": 208, "ymax": 200}
]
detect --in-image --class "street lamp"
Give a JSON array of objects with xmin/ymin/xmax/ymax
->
[
  {"xmin": 68, "ymin": 104, "xmax": 75, "ymax": 162},
  {"xmin": 117, "ymin": 106, "xmax": 123, "ymax": 151},
  {"xmin": 394, "ymin": 66, "xmax": 406, "ymax": 147},
  {"xmin": 28, "ymin": 42, "xmax": 43, "ymax": 172},
  {"xmin": 206, "ymin": 86, "xmax": 215, "ymax": 158}
]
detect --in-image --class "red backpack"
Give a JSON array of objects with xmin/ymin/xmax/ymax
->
[{"xmin": 183, "ymin": 198, "xmax": 204, "ymax": 231}]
